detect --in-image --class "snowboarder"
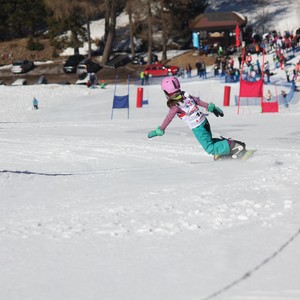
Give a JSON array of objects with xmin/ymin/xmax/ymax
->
[
  {"xmin": 33, "ymin": 97, "xmax": 38, "ymax": 110},
  {"xmin": 148, "ymin": 76, "xmax": 246, "ymax": 159}
]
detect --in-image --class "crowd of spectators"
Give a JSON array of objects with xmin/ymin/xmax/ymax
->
[
  {"xmin": 208, "ymin": 29, "xmax": 300, "ymax": 84},
  {"xmin": 151, "ymin": 28, "xmax": 300, "ymax": 85}
]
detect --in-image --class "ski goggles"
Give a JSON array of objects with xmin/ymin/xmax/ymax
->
[{"xmin": 166, "ymin": 91, "xmax": 183, "ymax": 101}]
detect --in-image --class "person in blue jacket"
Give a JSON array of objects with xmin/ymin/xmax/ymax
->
[{"xmin": 33, "ymin": 97, "xmax": 38, "ymax": 110}]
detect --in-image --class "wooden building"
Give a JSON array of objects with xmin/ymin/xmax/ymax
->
[{"xmin": 189, "ymin": 11, "xmax": 247, "ymax": 48}]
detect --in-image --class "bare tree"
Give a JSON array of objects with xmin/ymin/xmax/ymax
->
[
  {"xmin": 101, "ymin": 0, "xmax": 117, "ymax": 65},
  {"xmin": 77, "ymin": 0, "xmax": 102, "ymax": 59},
  {"xmin": 125, "ymin": 0, "xmax": 139, "ymax": 57},
  {"xmin": 146, "ymin": 0, "xmax": 154, "ymax": 64},
  {"xmin": 155, "ymin": 0, "xmax": 172, "ymax": 63},
  {"xmin": 128, "ymin": 0, "xmax": 154, "ymax": 63},
  {"xmin": 138, "ymin": 0, "xmax": 208, "ymax": 64},
  {"xmin": 253, "ymin": 0, "xmax": 271, "ymax": 33},
  {"xmin": 45, "ymin": 0, "xmax": 101, "ymax": 58}
]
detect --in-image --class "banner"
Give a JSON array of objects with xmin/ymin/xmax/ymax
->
[
  {"xmin": 192, "ymin": 32, "xmax": 199, "ymax": 49},
  {"xmin": 239, "ymin": 79, "xmax": 263, "ymax": 97}
]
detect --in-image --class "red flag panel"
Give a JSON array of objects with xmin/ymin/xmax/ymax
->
[{"xmin": 239, "ymin": 79, "xmax": 263, "ymax": 97}]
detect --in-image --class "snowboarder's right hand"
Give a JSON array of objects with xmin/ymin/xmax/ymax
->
[
  {"xmin": 208, "ymin": 103, "xmax": 224, "ymax": 117},
  {"xmin": 148, "ymin": 126, "xmax": 165, "ymax": 138}
]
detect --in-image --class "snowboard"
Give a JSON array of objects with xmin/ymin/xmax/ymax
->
[{"xmin": 214, "ymin": 149, "xmax": 257, "ymax": 161}]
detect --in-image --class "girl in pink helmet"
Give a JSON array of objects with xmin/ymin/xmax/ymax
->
[{"xmin": 148, "ymin": 76, "xmax": 246, "ymax": 159}]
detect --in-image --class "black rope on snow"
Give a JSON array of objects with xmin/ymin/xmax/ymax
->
[
  {"xmin": 201, "ymin": 227, "xmax": 300, "ymax": 300},
  {"xmin": 0, "ymin": 170, "xmax": 73, "ymax": 176}
]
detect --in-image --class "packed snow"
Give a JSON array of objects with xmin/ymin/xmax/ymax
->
[
  {"xmin": 1, "ymin": 2, "xmax": 300, "ymax": 299},
  {"xmin": 1, "ymin": 48, "xmax": 300, "ymax": 300}
]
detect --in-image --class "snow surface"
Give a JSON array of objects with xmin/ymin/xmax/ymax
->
[
  {"xmin": 1, "ymin": 3, "xmax": 300, "ymax": 299},
  {"xmin": 1, "ymin": 48, "xmax": 300, "ymax": 300},
  {"xmin": 207, "ymin": 0, "xmax": 300, "ymax": 33}
]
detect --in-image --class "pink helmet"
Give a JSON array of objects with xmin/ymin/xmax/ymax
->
[{"xmin": 161, "ymin": 76, "xmax": 180, "ymax": 95}]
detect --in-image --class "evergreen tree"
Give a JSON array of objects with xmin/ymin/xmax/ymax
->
[{"xmin": 0, "ymin": 0, "xmax": 47, "ymax": 40}]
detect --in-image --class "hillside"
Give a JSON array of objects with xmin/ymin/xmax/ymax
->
[
  {"xmin": 0, "ymin": 37, "xmax": 215, "ymax": 85},
  {"xmin": 0, "ymin": 38, "xmax": 57, "ymax": 65}
]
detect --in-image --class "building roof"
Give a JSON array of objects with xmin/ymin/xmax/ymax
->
[{"xmin": 189, "ymin": 11, "xmax": 247, "ymax": 31}]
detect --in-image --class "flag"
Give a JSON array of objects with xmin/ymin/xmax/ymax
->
[{"xmin": 235, "ymin": 25, "xmax": 241, "ymax": 47}]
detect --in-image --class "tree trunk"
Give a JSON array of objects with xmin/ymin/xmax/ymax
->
[
  {"xmin": 103, "ymin": 0, "xmax": 110, "ymax": 43},
  {"xmin": 71, "ymin": 30, "xmax": 80, "ymax": 55},
  {"xmin": 128, "ymin": 6, "xmax": 135, "ymax": 57},
  {"xmin": 101, "ymin": 0, "xmax": 116, "ymax": 65},
  {"xmin": 161, "ymin": 10, "xmax": 167, "ymax": 63},
  {"xmin": 146, "ymin": 0, "xmax": 153, "ymax": 65},
  {"xmin": 87, "ymin": 19, "xmax": 92, "ymax": 59}
]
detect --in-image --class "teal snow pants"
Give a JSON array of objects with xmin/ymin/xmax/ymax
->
[{"xmin": 192, "ymin": 119, "xmax": 230, "ymax": 156}]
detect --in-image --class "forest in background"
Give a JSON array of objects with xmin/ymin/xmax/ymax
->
[{"xmin": 0, "ymin": 0, "xmax": 209, "ymax": 64}]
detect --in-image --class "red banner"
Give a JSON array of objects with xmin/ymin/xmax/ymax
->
[{"xmin": 239, "ymin": 79, "xmax": 263, "ymax": 97}]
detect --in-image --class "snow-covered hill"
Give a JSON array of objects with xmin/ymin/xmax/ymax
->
[{"xmin": 207, "ymin": 0, "xmax": 300, "ymax": 33}]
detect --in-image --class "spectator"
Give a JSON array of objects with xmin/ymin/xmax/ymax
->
[
  {"xmin": 213, "ymin": 62, "xmax": 219, "ymax": 77},
  {"xmin": 33, "ymin": 97, "xmax": 38, "ymax": 110},
  {"xmin": 179, "ymin": 66, "xmax": 185, "ymax": 78},
  {"xmin": 273, "ymin": 53, "xmax": 279, "ymax": 69},
  {"xmin": 238, "ymin": 54, "xmax": 242, "ymax": 69},
  {"xmin": 291, "ymin": 38, "xmax": 297, "ymax": 53},
  {"xmin": 246, "ymin": 53, "xmax": 252, "ymax": 66},
  {"xmin": 101, "ymin": 80, "xmax": 106, "ymax": 89},
  {"xmin": 144, "ymin": 71, "xmax": 149, "ymax": 85},
  {"xmin": 276, "ymin": 37, "xmax": 283, "ymax": 49},
  {"xmin": 294, "ymin": 60, "xmax": 300, "ymax": 77},
  {"xmin": 256, "ymin": 59, "xmax": 262, "ymax": 76},
  {"xmin": 186, "ymin": 63, "xmax": 192, "ymax": 78},
  {"xmin": 201, "ymin": 60, "xmax": 207, "ymax": 79},
  {"xmin": 281, "ymin": 90, "xmax": 288, "ymax": 108},
  {"xmin": 284, "ymin": 66, "xmax": 291, "ymax": 82},
  {"xmin": 195, "ymin": 60, "xmax": 202, "ymax": 77},
  {"xmin": 140, "ymin": 70, "xmax": 145, "ymax": 85},
  {"xmin": 234, "ymin": 69, "xmax": 240, "ymax": 82},
  {"xmin": 264, "ymin": 61, "xmax": 271, "ymax": 83},
  {"xmin": 279, "ymin": 53, "xmax": 286, "ymax": 70},
  {"xmin": 217, "ymin": 45, "xmax": 223, "ymax": 56},
  {"xmin": 255, "ymin": 43, "xmax": 260, "ymax": 55},
  {"xmin": 88, "ymin": 72, "xmax": 97, "ymax": 88},
  {"xmin": 265, "ymin": 90, "xmax": 272, "ymax": 101}
]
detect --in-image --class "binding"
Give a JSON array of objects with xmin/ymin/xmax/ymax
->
[{"xmin": 228, "ymin": 139, "xmax": 246, "ymax": 158}]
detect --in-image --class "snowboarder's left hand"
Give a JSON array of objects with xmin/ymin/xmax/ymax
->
[
  {"xmin": 148, "ymin": 126, "xmax": 165, "ymax": 138},
  {"xmin": 208, "ymin": 103, "xmax": 224, "ymax": 117}
]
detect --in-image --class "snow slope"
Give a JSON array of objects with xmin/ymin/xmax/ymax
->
[
  {"xmin": 207, "ymin": 0, "xmax": 300, "ymax": 33},
  {"xmin": 1, "ymin": 45, "xmax": 300, "ymax": 300}
]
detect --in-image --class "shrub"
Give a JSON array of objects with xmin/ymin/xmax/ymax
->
[{"xmin": 27, "ymin": 37, "xmax": 44, "ymax": 51}]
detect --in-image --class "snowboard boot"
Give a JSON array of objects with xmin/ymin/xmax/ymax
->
[{"xmin": 228, "ymin": 139, "xmax": 246, "ymax": 159}]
